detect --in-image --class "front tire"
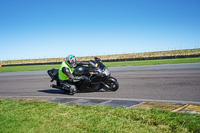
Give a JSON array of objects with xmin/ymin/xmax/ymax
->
[{"xmin": 102, "ymin": 79, "xmax": 119, "ymax": 91}]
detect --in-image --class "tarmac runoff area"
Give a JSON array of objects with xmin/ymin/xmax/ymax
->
[{"xmin": 1, "ymin": 97, "xmax": 200, "ymax": 114}]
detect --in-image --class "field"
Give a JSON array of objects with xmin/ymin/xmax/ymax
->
[
  {"xmin": 0, "ymin": 48, "xmax": 200, "ymax": 65},
  {"xmin": 0, "ymin": 100, "xmax": 200, "ymax": 133},
  {"xmin": 0, "ymin": 57, "xmax": 200, "ymax": 73}
]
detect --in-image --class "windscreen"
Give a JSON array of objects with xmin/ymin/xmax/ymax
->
[{"xmin": 98, "ymin": 62, "xmax": 106, "ymax": 70}]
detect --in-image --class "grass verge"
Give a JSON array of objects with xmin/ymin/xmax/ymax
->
[
  {"xmin": 104, "ymin": 57, "xmax": 200, "ymax": 67},
  {"xmin": 0, "ymin": 64, "xmax": 60, "ymax": 73},
  {"xmin": 1, "ymin": 48, "xmax": 200, "ymax": 65},
  {"xmin": 0, "ymin": 100, "xmax": 200, "ymax": 133},
  {"xmin": 0, "ymin": 57, "xmax": 200, "ymax": 73}
]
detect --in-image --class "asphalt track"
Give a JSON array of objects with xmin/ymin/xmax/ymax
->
[{"xmin": 0, "ymin": 63, "xmax": 200, "ymax": 105}]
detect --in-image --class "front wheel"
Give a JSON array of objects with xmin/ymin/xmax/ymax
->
[{"xmin": 102, "ymin": 78, "xmax": 119, "ymax": 91}]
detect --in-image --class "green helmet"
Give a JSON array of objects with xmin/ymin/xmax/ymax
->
[{"xmin": 66, "ymin": 55, "xmax": 77, "ymax": 67}]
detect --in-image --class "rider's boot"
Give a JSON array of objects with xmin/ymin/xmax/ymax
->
[
  {"xmin": 69, "ymin": 85, "xmax": 77, "ymax": 95},
  {"xmin": 62, "ymin": 83, "xmax": 77, "ymax": 95}
]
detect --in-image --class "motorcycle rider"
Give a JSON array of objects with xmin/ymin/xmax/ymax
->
[{"xmin": 58, "ymin": 54, "xmax": 91, "ymax": 94}]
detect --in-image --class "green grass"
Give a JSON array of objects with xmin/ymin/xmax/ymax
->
[
  {"xmin": 0, "ymin": 64, "xmax": 60, "ymax": 73},
  {"xmin": 0, "ymin": 100, "xmax": 199, "ymax": 133},
  {"xmin": 104, "ymin": 57, "xmax": 200, "ymax": 67},
  {"xmin": 1, "ymin": 48, "xmax": 200, "ymax": 65},
  {"xmin": 0, "ymin": 57, "xmax": 200, "ymax": 73}
]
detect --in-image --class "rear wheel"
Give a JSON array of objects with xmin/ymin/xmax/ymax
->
[{"xmin": 102, "ymin": 80, "xmax": 119, "ymax": 91}]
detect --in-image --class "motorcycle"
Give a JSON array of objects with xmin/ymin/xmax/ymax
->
[{"xmin": 47, "ymin": 57, "xmax": 119, "ymax": 95}]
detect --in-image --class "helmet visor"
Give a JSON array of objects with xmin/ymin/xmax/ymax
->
[
  {"xmin": 71, "ymin": 57, "xmax": 77, "ymax": 67},
  {"xmin": 66, "ymin": 56, "xmax": 77, "ymax": 67}
]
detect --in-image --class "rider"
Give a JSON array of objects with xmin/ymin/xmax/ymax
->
[{"xmin": 58, "ymin": 54, "xmax": 90, "ymax": 94}]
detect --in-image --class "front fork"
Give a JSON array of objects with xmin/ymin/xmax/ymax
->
[{"xmin": 101, "ymin": 82, "xmax": 110, "ymax": 88}]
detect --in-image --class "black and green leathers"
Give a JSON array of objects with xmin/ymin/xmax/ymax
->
[
  {"xmin": 59, "ymin": 61, "xmax": 74, "ymax": 81},
  {"xmin": 58, "ymin": 61, "xmax": 90, "ymax": 82}
]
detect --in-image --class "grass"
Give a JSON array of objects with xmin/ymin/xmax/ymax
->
[
  {"xmin": 0, "ymin": 57, "xmax": 200, "ymax": 73},
  {"xmin": 0, "ymin": 64, "xmax": 60, "ymax": 73},
  {"xmin": 0, "ymin": 100, "xmax": 200, "ymax": 133},
  {"xmin": 0, "ymin": 48, "xmax": 200, "ymax": 65},
  {"xmin": 104, "ymin": 57, "xmax": 200, "ymax": 67}
]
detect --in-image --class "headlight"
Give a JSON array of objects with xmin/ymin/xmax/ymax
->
[{"xmin": 103, "ymin": 67, "xmax": 111, "ymax": 76}]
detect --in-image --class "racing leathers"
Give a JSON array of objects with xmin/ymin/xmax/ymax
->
[{"xmin": 58, "ymin": 61, "xmax": 91, "ymax": 94}]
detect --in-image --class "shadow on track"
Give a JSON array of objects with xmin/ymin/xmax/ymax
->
[
  {"xmin": 38, "ymin": 89, "xmax": 105, "ymax": 95},
  {"xmin": 38, "ymin": 89, "xmax": 68, "ymax": 95}
]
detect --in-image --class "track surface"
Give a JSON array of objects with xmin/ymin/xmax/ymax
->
[{"xmin": 0, "ymin": 63, "xmax": 200, "ymax": 103}]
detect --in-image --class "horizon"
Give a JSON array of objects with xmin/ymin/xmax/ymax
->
[
  {"xmin": 1, "ymin": 0, "xmax": 200, "ymax": 61},
  {"xmin": 1, "ymin": 48, "xmax": 199, "ymax": 61}
]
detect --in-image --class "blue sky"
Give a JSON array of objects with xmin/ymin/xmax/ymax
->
[{"xmin": 0, "ymin": 0, "xmax": 200, "ymax": 60}]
